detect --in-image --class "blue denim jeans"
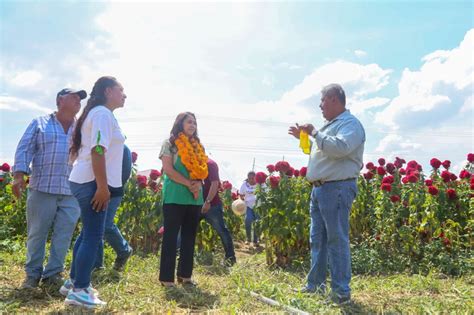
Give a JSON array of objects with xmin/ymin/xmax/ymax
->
[
  {"xmin": 94, "ymin": 196, "xmax": 132, "ymax": 269},
  {"xmin": 245, "ymin": 207, "xmax": 259, "ymax": 243},
  {"xmin": 25, "ymin": 189, "xmax": 80, "ymax": 279},
  {"xmin": 69, "ymin": 181, "xmax": 107, "ymax": 289},
  {"xmin": 306, "ymin": 179, "xmax": 357, "ymax": 298},
  {"xmin": 201, "ymin": 204, "xmax": 235, "ymax": 259}
]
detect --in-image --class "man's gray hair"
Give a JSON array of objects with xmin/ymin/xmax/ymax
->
[{"xmin": 321, "ymin": 83, "xmax": 346, "ymax": 106}]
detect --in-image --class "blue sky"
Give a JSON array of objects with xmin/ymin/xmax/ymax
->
[{"xmin": 1, "ymin": 1, "xmax": 473, "ymax": 184}]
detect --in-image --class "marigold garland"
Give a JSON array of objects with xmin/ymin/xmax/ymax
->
[{"xmin": 174, "ymin": 132, "xmax": 208, "ymax": 180}]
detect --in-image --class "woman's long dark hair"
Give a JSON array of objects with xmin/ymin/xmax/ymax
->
[
  {"xmin": 169, "ymin": 112, "xmax": 202, "ymax": 147},
  {"xmin": 70, "ymin": 76, "xmax": 118, "ymax": 160}
]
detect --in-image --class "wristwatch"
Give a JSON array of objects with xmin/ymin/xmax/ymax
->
[{"xmin": 205, "ymin": 199, "xmax": 211, "ymax": 204}]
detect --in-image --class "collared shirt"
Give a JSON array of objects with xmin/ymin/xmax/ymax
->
[
  {"xmin": 13, "ymin": 113, "xmax": 74, "ymax": 195},
  {"xmin": 306, "ymin": 110, "xmax": 365, "ymax": 183}
]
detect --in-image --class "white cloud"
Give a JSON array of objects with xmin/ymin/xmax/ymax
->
[
  {"xmin": 375, "ymin": 29, "xmax": 474, "ymax": 130},
  {"xmin": 375, "ymin": 134, "xmax": 421, "ymax": 153},
  {"xmin": 279, "ymin": 61, "xmax": 391, "ymax": 108},
  {"xmin": 10, "ymin": 70, "xmax": 42, "ymax": 87},
  {"xmin": 354, "ymin": 49, "xmax": 367, "ymax": 58},
  {"xmin": 0, "ymin": 95, "xmax": 51, "ymax": 114}
]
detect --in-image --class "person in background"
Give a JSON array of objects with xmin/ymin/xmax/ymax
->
[
  {"xmin": 239, "ymin": 171, "xmax": 260, "ymax": 247},
  {"xmin": 13, "ymin": 88, "xmax": 86, "ymax": 289},
  {"xmin": 200, "ymin": 158, "xmax": 236, "ymax": 265}
]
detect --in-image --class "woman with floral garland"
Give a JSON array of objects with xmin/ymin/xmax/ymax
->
[{"xmin": 158, "ymin": 112, "xmax": 208, "ymax": 287}]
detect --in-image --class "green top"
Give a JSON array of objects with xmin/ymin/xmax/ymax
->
[{"xmin": 160, "ymin": 140, "xmax": 204, "ymax": 205}]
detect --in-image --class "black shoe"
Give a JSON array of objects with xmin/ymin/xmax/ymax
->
[
  {"xmin": 21, "ymin": 276, "xmax": 40, "ymax": 289},
  {"xmin": 329, "ymin": 293, "xmax": 351, "ymax": 305},
  {"xmin": 224, "ymin": 256, "xmax": 236, "ymax": 267},
  {"xmin": 41, "ymin": 273, "xmax": 64, "ymax": 287},
  {"xmin": 114, "ymin": 248, "xmax": 133, "ymax": 271}
]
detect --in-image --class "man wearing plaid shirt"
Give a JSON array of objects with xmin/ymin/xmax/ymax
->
[{"xmin": 13, "ymin": 88, "xmax": 86, "ymax": 289}]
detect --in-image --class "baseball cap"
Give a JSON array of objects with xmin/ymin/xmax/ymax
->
[{"xmin": 56, "ymin": 88, "xmax": 87, "ymax": 101}]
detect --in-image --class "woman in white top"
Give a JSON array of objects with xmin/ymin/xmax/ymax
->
[
  {"xmin": 239, "ymin": 171, "xmax": 260, "ymax": 246},
  {"xmin": 63, "ymin": 76, "xmax": 126, "ymax": 309}
]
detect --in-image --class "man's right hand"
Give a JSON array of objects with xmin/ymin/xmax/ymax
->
[
  {"xmin": 12, "ymin": 173, "xmax": 26, "ymax": 199},
  {"xmin": 288, "ymin": 124, "xmax": 301, "ymax": 139}
]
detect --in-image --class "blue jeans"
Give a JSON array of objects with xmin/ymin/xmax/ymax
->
[
  {"xmin": 25, "ymin": 189, "xmax": 80, "ymax": 279},
  {"xmin": 69, "ymin": 181, "xmax": 107, "ymax": 289},
  {"xmin": 201, "ymin": 204, "xmax": 235, "ymax": 259},
  {"xmin": 94, "ymin": 196, "xmax": 132, "ymax": 269},
  {"xmin": 245, "ymin": 207, "xmax": 259, "ymax": 243},
  {"xmin": 306, "ymin": 179, "xmax": 357, "ymax": 298}
]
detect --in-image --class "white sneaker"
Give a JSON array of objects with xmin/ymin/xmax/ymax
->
[
  {"xmin": 64, "ymin": 288, "xmax": 106, "ymax": 309},
  {"xmin": 59, "ymin": 279, "xmax": 99, "ymax": 297}
]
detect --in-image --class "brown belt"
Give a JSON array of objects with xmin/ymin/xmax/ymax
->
[{"xmin": 312, "ymin": 178, "xmax": 356, "ymax": 187}]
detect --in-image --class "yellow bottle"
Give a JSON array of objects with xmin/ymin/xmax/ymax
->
[{"xmin": 299, "ymin": 130, "xmax": 311, "ymax": 155}]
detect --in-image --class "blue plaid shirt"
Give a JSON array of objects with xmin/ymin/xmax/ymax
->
[{"xmin": 13, "ymin": 113, "xmax": 74, "ymax": 195}]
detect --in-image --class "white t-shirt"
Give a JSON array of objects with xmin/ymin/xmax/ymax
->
[
  {"xmin": 69, "ymin": 106, "xmax": 125, "ymax": 188},
  {"xmin": 239, "ymin": 181, "xmax": 257, "ymax": 209}
]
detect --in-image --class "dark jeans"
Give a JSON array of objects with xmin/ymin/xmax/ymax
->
[
  {"xmin": 159, "ymin": 203, "xmax": 201, "ymax": 282},
  {"xmin": 69, "ymin": 181, "xmax": 106, "ymax": 289},
  {"xmin": 201, "ymin": 204, "xmax": 235, "ymax": 259},
  {"xmin": 245, "ymin": 207, "xmax": 260, "ymax": 243},
  {"xmin": 177, "ymin": 204, "xmax": 236, "ymax": 259},
  {"xmin": 94, "ymin": 196, "xmax": 132, "ymax": 269}
]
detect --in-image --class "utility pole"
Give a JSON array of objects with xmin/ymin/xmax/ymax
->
[{"xmin": 252, "ymin": 157, "xmax": 255, "ymax": 172}]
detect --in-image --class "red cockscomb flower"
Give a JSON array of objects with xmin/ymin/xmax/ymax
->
[
  {"xmin": 149, "ymin": 169, "xmax": 161, "ymax": 180},
  {"xmin": 266, "ymin": 164, "xmax": 275, "ymax": 173},
  {"xmin": 269, "ymin": 176, "xmax": 280, "ymax": 189},
  {"xmin": 430, "ymin": 158, "xmax": 441, "ymax": 169},
  {"xmin": 377, "ymin": 167, "xmax": 386, "ymax": 176},
  {"xmin": 407, "ymin": 160, "xmax": 418, "ymax": 169},
  {"xmin": 446, "ymin": 188, "xmax": 457, "ymax": 200},
  {"xmin": 428, "ymin": 186, "xmax": 439, "ymax": 195},
  {"xmin": 425, "ymin": 179, "xmax": 433, "ymax": 186},
  {"xmin": 1, "ymin": 163, "xmax": 10, "ymax": 172},
  {"xmin": 468, "ymin": 153, "xmax": 474, "ymax": 163},
  {"xmin": 299, "ymin": 167, "xmax": 307, "ymax": 177},
  {"xmin": 275, "ymin": 161, "xmax": 290, "ymax": 173},
  {"xmin": 378, "ymin": 158, "xmax": 386, "ymax": 166},
  {"xmin": 442, "ymin": 160, "xmax": 451, "ymax": 169},
  {"xmin": 381, "ymin": 183, "xmax": 392, "ymax": 192},
  {"xmin": 408, "ymin": 174, "xmax": 418, "ymax": 183},
  {"xmin": 222, "ymin": 181, "xmax": 232, "ymax": 190},
  {"xmin": 132, "ymin": 152, "xmax": 138, "ymax": 164},
  {"xmin": 255, "ymin": 172, "xmax": 267, "ymax": 184},
  {"xmin": 441, "ymin": 171, "xmax": 452, "ymax": 183},
  {"xmin": 382, "ymin": 176, "xmax": 394, "ymax": 184},
  {"xmin": 459, "ymin": 170, "xmax": 471, "ymax": 179},
  {"xmin": 364, "ymin": 172, "xmax": 374, "ymax": 180},
  {"xmin": 365, "ymin": 162, "xmax": 375, "ymax": 170},
  {"xmin": 390, "ymin": 195, "xmax": 400, "ymax": 203},
  {"xmin": 386, "ymin": 163, "xmax": 396, "ymax": 174}
]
